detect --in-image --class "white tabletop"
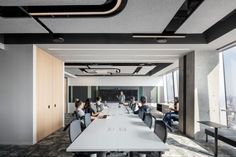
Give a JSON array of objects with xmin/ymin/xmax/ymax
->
[{"xmin": 67, "ymin": 103, "xmax": 168, "ymax": 152}]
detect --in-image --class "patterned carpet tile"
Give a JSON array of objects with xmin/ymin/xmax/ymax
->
[{"xmin": 0, "ymin": 128, "xmax": 236, "ymax": 157}]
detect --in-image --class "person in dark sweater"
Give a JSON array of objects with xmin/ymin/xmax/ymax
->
[
  {"xmin": 84, "ymin": 98, "xmax": 99, "ymax": 120},
  {"xmin": 138, "ymin": 96, "xmax": 150, "ymax": 112}
]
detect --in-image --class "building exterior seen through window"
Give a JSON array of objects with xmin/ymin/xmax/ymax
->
[
  {"xmin": 163, "ymin": 69, "xmax": 179, "ymax": 103},
  {"xmin": 223, "ymin": 46, "xmax": 236, "ymax": 129}
]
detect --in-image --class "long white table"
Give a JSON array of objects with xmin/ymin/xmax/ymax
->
[{"xmin": 67, "ymin": 103, "xmax": 168, "ymax": 156}]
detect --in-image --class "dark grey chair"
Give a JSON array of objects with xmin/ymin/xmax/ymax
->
[
  {"xmin": 69, "ymin": 119, "xmax": 82, "ymax": 143},
  {"xmin": 69, "ymin": 119, "xmax": 94, "ymax": 157},
  {"xmin": 144, "ymin": 112, "xmax": 153, "ymax": 129},
  {"xmin": 154, "ymin": 120, "xmax": 167, "ymax": 143},
  {"xmin": 84, "ymin": 113, "xmax": 92, "ymax": 128},
  {"xmin": 138, "ymin": 109, "xmax": 145, "ymax": 120}
]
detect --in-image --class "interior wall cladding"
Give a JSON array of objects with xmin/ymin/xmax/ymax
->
[{"xmin": 69, "ymin": 86, "xmax": 156, "ymax": 102}]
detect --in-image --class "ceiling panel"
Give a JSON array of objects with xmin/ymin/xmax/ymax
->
[
  {"xmin": 0, "ymin": 0, "xmax": 106, "ymax": 6},
  {"xmin": 40, "ymin": 0, "xmax": 185, "ymax": 33},
  {"xmin": 54, "ymin": 55, "xmax": 178, "ymax": 63},
  {"xmin": 176, "ymin": 0, "xmax": 236, "ymax": 34},
  {"xmin": 65, "ymin": 65, "xmax": 155, "ymax": 76},
  {"xmin": 38, "ymin": 44, "xmax": 189, "ymax": 63},
  {"xmin": 0, "ymin": 17, "xmax": 48, "ymax": 33}
]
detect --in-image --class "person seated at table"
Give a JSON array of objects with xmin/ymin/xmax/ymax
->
[
  {"xmin": 129, "ymin": 96, "xmax": 139, "ymax": 114},
  {"xmin": 74, "ymin": 100, "xmax": 85, "ymax": 119},
  {"xmin": 95, "ymin": 96, "xmax": 104, "ymax": 112},
  {"xmin": 84, "ymin": 98, "xmax": 100, "ymax": 120},
  {"xmin": 163, "ymin": 97, "xmax": 179, "ymax": 129},
  {"xmin": 138, "ymin": 96, "xmax": 150, "ymax": 113}
]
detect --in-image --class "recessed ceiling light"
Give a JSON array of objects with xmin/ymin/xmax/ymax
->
[
  {"xmin": 156, "ymin": 38, "xmax": 168, "ymax": 44},
  {"xmin": 52, "ymin": 35, "xmax": 64, "ymax": 43}
]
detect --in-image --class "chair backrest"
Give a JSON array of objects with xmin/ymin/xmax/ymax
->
[
  {"xmin": 154, "ymin": 120, "xmax": 167, "ymax": 143},
  {"xmin": 138, "ymin": 109, "xmax": 145, "ymax": 120},
  {"xmin": 84, "ymin": 113, "xmax": 92, "ymax": 128},
  {"xmin": 69, "ymin": 119, "xmax": 82, "ymax": 143},
  {"xmin": 144, "ymin": 112, "xmax": 153, "ymax": 129}
]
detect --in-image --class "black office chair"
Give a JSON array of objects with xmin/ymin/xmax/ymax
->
[
  {"xmin": 138, "ymin": 109, "xmax": 145, "ymax": 120},
  {"xmin": 84, "ymin": 113, "xmax": 92, "ymax": 128},
  {"xmin": 69, "ymin": 119, "xmax": 95, "ymax": 157},
  {"xmin": 144, "ymin": 112, "xmax": 153, "ymax": 129},
  {"xmin": 154, "ymin": 120, "xmax": 167, "ymax": 143},
  {"xmin": 69, "ymin": 119, "xmax": 82, "ymax": 143}
]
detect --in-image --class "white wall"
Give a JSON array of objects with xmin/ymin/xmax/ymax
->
[
  {"xmin": 68, "ymin": 76, "xmax": 163, "ymax": 86},
  {"xmin": 0, "ymin": 45, "xmax": 34, "ymax": 144},
  {"xmin": 194, "ymin": 50, "xmax": 220, "ymax": 139}
]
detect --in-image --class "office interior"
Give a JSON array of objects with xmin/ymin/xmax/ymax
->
[{"xmin": 0, "ymin": 0, "xmax": 236, "ymax": 157}]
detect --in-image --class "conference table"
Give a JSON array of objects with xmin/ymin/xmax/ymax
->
[{"xmin": 67, "ymin": 103, "xmax": 169, "ymax": 157}]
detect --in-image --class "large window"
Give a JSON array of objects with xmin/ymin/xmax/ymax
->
[
  {"xmin": 223, "ymin": 46, "xmax": 236, "ymax": 129},
  {"xmin": 163, "ymin": 69, "xmax": 179, "ymax": 103}
]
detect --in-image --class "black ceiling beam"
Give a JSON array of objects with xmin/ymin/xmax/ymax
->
[
  {"xmin": 3, "ymin": 33, "xmax": 206, "ymax": 44},
  {"xmin": 0, "ymin": 35, "xmax": 3, "ymax": 43},
  {"xmin": 133, "ymin": 67, "xmax": 142, "ymax": 74},
  {"xmin": 146, "ymin": 63, "xmax": 172, "ymax": 76},
  {"xmin": 163, "ymin": 0, "xmax": 204, "ymax": 34},
  {"xmin": 18, "ymin": 6, "xmax": 53, "ymax": 34},
  {"xmin": 0, "ymin": 0, "xmax": 128, "ymax": 18},
  {"xmin": 204, "ymin": 9, "xmax": 236, "ymax": 43}
]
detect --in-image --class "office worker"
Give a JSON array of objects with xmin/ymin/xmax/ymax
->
[
  {"xmin": 163, "ymin": 97, "xmax": 179, "ymax": 128},
  {"xmin": 138, "ymin": 96, "xmax": 150, "ymax": 113},
  {"xmin": 84, "ymin": 98, "xmax": 99, "ymax": 119},
  {"xmin": 95, "ymin": 96, "xmax": 104, "ymax": 112},
  {"xmin": 129, "ymin": 96, "xmax": 139, "ymax": 114},
  {"xmin": 117, "ymin": 91, "xmax": 126, "ymax": 104},
  {"xmin": 74, "ymin": 100, "xmax": 85, "ymax": 119}
]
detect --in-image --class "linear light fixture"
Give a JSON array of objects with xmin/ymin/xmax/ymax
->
[
  {"xmin": 30, "ymin": 0, "xmax": 123, "ymax": 16},
  {"xmin": 48, "ymin": 48, "xmax": 191, "ymax": 51},
  {"xmin": 132, "ymin": 35, "xmax": 186, "ymax": 39}
]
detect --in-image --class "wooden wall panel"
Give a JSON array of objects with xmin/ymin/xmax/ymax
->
[
  {"xmin": 36, "ymin": 48, "xmax": 53, "ymax": 141},
  {"xmin": 52, "ymin": 57, "xmax": 64, "ymax": 132},
  {"xmin": 36, "ymin": 47, "xmax": 64, "ymax": 142},
  {"xmin": 64, "ymin": 78, "xmax": 68, "ymax": 113}
]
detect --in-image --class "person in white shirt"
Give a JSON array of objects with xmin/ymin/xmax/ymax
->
[{"xmin": 75, "ymin": 100, "xmax": 85, "ymax": 119}]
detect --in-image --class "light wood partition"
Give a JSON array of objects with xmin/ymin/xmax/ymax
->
[
  {"xmin": 64, "ymin": 78, "xmax": 68, "ymax": 113},
  {"xmin": 36, "ymin": 47, "xmax": 64, "ymax": 142}
]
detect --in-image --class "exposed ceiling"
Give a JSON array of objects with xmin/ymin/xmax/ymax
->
[
  {"xmin": 0, "ymin": 0, "xmax": 236, "ymax": 76},
  {"xmin": 65, "ymin": 64, "xmax": 160, "ymax": 76}
]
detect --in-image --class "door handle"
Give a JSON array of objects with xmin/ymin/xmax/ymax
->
[
  {"xmin": 54, "ymin": 104, "xmax": 56, "ymax": 107},
  {"xmin": 48, "ymin": 105, "xmax": 50, "ymax": 109}
]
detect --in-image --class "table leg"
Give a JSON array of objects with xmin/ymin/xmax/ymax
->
[
  {"xmin": 129, "ymin": 152, "xmax": 134, "ymax": 157},
  {"xmin": 214, "ymin": 128, "xmax": 218, "ymax": 157}
]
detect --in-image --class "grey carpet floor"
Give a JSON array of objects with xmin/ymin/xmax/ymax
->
[{"xmin": 0, "ymin": 128, "xmax": 236, "ymax": 157}]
